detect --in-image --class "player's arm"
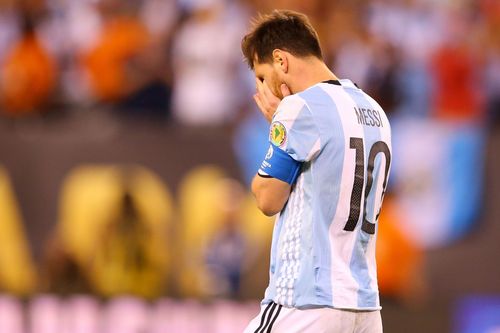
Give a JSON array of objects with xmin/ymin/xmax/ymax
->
[
  {"xmin": 251, "ymin": 175, "xmax": 291, "ymax": 217},
  {"xmin": 251, "ymin": 78, "xmax": 302, "ymax": 216},
  {"xmin": 251, "ymin": 144, "xmax": 302, "ymax": 216}
]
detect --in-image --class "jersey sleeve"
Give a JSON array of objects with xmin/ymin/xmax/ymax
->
[{"xmin": 270, "ymin": 95, "xmax": 321, "ymax": 162}]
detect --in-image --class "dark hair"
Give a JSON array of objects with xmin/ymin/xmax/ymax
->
[{"xmin": 241, "ymin": 10, "xmax": 323, "ymax": 69}]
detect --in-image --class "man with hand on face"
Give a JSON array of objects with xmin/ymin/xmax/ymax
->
[{"xmin": 241, "ymin": 10, "xmax": 392, "ymax": 333}]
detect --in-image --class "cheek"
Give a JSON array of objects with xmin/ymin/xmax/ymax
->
[{"xmin": 271, "ymin": 72, "xmax": 283, "ymax": 97}]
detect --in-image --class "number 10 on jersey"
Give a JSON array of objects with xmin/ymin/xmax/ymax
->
[{"xmin": 343, "ymin": 137, "xmax": 391, "ymax": 235}]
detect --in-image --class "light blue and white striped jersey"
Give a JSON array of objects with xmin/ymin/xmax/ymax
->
[{"xmin": 263, "ymin": 79, "xmax": 392, "ymax": 310}]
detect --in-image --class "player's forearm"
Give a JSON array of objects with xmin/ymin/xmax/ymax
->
[{"xmin": 251, "ymin": 174, "xmax": 290, "ymax": 216}]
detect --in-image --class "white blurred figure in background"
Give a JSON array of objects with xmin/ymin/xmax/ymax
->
[
  {"xmin": 171, "ymin": 0, "xmax": 250, "ymax": 126},
  {"xmin": 48, "ymin": 0, "xmax": 103, "ymax": 105},
  {"xmin": 140, "ymin": 0, "xmax": 179, "ymax": 39}
]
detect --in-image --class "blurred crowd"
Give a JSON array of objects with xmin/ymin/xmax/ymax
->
[
  {"xmin": 0, "ymin": 0, "xmax": 498, "ymax": 124},
  {"xmin": 0, "ymin": 0, "xmax": 499, "ymax": 313},
  {"xmin": 0, "ymin": 0, "xmax": 250, "ymax": 122}
]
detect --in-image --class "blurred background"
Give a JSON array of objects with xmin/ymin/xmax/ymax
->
[{"xmin": 0, "ymin": 0, "xmax": 498, "ymax": 332}]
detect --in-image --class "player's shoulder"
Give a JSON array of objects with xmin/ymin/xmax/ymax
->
[
  {"xmin": 296, "ymin": 82, "xmax": 344, "ymax": 112},
  {"xmin": 278, "ymin": 94, "xmax": 307, "ymax": 111},
  {"xmin": 274, "ymin": 94, "xmax": 310, "ymax": 122}
]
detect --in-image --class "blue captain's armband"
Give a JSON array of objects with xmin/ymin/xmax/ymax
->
[{"xmin": 258, "ymin": 144, "xmax": 302, "ymax": 184}]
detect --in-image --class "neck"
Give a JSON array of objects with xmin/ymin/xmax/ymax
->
[{"xmin": 288, "ymin": 57, "xmax": 338, "ymax": 94}]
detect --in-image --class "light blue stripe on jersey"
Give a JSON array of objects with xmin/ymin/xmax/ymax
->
[{"xmin": 341, "ymin": 81, "xmax": 383, "ymax": 308}]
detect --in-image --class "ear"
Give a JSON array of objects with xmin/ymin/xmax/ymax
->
[{"xmin": 272, "ymin": 49, "xmax": 288, "ymax": 74}]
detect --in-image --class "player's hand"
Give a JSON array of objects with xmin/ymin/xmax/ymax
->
[{"xmin": 253, "ymin": 78, "xmax": 291, "ymax": 123}]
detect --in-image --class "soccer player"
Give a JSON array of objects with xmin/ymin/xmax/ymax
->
[{"xmin": 241, "ymin": 10, "xmax": 392, "ymax": 333}]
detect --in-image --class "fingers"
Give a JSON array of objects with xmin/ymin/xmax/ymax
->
[
  {"xmin": 262, "ymin": 80, "xmax": 279, "ymax": 102},
  {"xmin": 253, "ymin": 77, "xmax": 287, "ymax": 123},
  {"xmin": 255, "ymin": 78, "xmax": 280, "ymax": 102},
  {"xmin": 254, "ymin": 82, "xmax": 272, "ymax": 111},
  {"xmin": 254, "ymin": 93, "xmax": 273, "ymax": 123},
  {"xmin": 280, "ymin": 83, "xmax": 291, "ymax": 98},
  {"xmin": 253, "ymin": 93, "xmax": 265, "ymax": 112},
  {"xmin": 255, "ymin": 78, "xmax": 266, "ymax": 97}
]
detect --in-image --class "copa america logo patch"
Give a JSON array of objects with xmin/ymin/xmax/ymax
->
[{"xmin": 270, "ymin": 121, "xmax": 287, "ymax": 147}]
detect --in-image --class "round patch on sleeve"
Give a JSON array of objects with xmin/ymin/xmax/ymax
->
[{"xmin": 270, "ymin": 121, "xmax": 287, "ymax": 147}]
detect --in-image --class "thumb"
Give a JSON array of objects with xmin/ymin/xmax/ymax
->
[{"xmin": 280, "ymin": 84, "xmax": 291, "ymax": 98}]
